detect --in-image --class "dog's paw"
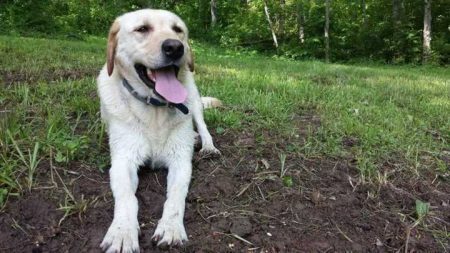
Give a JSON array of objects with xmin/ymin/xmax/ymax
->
[
  {"xmin": 100, "ymin": 220, "xmax": 140, "ymax": 253},
  {"xmin": 199, "ymin": 145, "xmax": 221, "ymax": 157},
  {"xmin": 152, "ymin": 219, "xmax": 188, "ymax": 246}
]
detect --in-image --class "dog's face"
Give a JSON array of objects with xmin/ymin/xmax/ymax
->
[{"xmin": 106, "ymin": 9, "xmax": 194, "ymax": 103}]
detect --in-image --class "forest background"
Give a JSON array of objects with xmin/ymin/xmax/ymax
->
[{"xmin": 1, "ymin": 0, "xmax": 449, "ymax": 65}]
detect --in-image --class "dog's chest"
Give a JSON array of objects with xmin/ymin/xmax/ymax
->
[{"xmin": 130, "ymin": 102, "xmax": 191, "ymax": 140}]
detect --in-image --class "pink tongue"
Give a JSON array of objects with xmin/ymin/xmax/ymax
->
[{"xmin": 153, "ymin": 69, "xmax": 187, "ymax": 104}]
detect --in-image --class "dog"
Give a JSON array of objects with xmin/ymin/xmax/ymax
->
[{"xmin": 97, "ymin": 9, "xmax": 221, "ymax": 252}]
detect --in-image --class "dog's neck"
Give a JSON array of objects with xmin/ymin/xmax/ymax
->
[
  {"xmin": 121, "ymin": 78, "xmax": 189, "ymax": 114},
  {"xmin": 115, "ymin": 63, "xmax": 153, "ymax": 97}
]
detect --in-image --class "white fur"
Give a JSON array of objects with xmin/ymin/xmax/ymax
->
[{"xmin": 98, "ymin": 9, "xmax": 219, "ymax": 253}]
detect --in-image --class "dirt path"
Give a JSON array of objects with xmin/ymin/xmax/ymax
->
[{"xmin": 0, "ymin": 129, "xmax": 449, "ymax": 252}]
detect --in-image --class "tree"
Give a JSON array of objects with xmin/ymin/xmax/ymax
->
[
  {"xmin": 1, "ymin": 0, "xmax": 449, "ymax": 64},
  {"xmin": 392, "ymin": 0, "xmax": 402, "ymax": 60},
  {"xmin": 279, "ymin": 0, "xmax": 286, "ymax": 37},
  {"xmin": 263, "ymin": 0, "xmax": 279, "ymax": 48},
  {"xmin": 361, "ymin": 0, "xmax": 367, "ymax": 28},
  {"xmin": 422, "ymin": 0, "xmax": 432, "ymax": 63},
  {"xmin": 297, "ymin": 0, "xmax": 305, "ymax": 44},
  {"xmin": 392, "ymin": 0, "xmax": 402, "ymax": 28},
  {"xmin": 210, "ymin": 0, "xmax": 217, "ymax": 27},
  {"xmin": 324, "ymin": 0, "xmax": 331, "ymax": 62}
]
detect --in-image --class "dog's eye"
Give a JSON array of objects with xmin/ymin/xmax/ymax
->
[
  {"xmin": 172, "ymin": 26, "xmax": 183, "ymax": 33},
  {"xmin": 135, "ymin": 25, "xmax": 151, "ymax": 33}
]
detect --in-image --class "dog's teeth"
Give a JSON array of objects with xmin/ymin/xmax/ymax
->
[{"xmin": 146, "ymin": 69, "xmax": 156, "ymax": 82}]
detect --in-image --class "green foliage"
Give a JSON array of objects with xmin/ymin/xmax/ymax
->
[
  {"xmin": 282, "ymin": 176, "xmax": 294, "ymax": 187},
  {"xmin": 415, "ymin": 199, "xmax": 430, "ymax": 220},
  {"xmin": 1, "ymin": 0, "xmax": 449, "ymax": 64}
]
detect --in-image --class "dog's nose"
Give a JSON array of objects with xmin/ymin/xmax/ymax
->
[{"xmin": 162, "ymin": 39, "xmax": 184, "ymax": 60}]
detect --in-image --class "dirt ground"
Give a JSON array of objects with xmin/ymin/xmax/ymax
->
[{"xmin": 1, "ymin": 120, "xmax": 449, "ymax": 252}]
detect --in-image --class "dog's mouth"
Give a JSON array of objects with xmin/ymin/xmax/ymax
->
[{"xmin": 135, "ymin": 64, "xmax": 187, "ymax": 104}]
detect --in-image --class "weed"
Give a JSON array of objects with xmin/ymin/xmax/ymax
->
[
  {"xmin": 7, "ymin": 130, "xmax": 41, "ymax": 191},
  {"xmin": 415, "ymin": 199, "xmax": 430, "ymax": 221},
  {"xmin": 279, "ymin": 153, "xmax": 287, "ymax": 177}
]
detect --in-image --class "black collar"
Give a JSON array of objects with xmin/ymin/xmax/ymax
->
[{"xmin": 122, "ymin": 79, "xmax": 189, "ymax": 115}]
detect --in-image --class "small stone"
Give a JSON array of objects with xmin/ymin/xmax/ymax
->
[{"xmin": 376, "ymin": 238, "xmax": 383, "ymax": 247}]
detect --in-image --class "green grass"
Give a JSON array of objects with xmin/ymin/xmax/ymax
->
[
  {"xmin": 0, "ymin": 36, "xmax": 105, "ymax": 75},
  {"xmin": 1, "ymin": 35, "xmax": 449, "ymax": 205}
]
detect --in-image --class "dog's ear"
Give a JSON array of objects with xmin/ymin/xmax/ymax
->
[
  {"xmin": 107, "ymin": 20, "xmax": 120, "ymax": 76},
  {"xmin": 187, "ymin": 46, "xmax": 195, "ymax": 72}
]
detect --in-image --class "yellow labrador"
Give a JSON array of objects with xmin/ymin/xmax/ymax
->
[{"xmin": 97, "ymin": 9, "xmax": 220, "ymax": 252}]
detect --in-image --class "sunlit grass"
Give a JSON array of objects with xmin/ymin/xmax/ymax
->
[{"xmin": 0, "ymin": 35, "xmax": 449, "ymax": 205}]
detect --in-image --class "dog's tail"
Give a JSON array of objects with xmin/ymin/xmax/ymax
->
[{"xmin": 201, "ymin": 97, "xmax": 222, "ymax": 109}]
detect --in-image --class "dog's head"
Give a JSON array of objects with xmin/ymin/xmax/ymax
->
[{"xmin": 106, "ymin": 9, "xmax": 194, "ymax": 103}]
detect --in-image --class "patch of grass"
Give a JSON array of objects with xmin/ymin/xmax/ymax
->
[
  {"xmin": 1, "ymin": 35, "xmax": 449, "ymax": 207},
  {"xmin": 7, "ymin": 131, "xmax": 41, "ymax": 191},
  {"xmin": 0, "ymin": 35, "xmax": 105, "ymax": 83},
  {"xmin": 1, "ymin": 75, "xmax": 104, "ymax": 205},
  {"xmin": 195, "ymin": 44, "xmax": 449, "ymax": 180}
]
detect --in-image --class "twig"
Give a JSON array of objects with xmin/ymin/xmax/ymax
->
[
  {"xmin": 235, "ymin": 182, "xmax": 252, "ymax": 198},
  {"xmin": 387, "ymin": 183, "xmax": 416, "ymax": 200},
  {"xmin": 50, "ymin": 149, "xmax": 58, "ymax": 187},
  {"xmin": 196, "ymin": 205, "xmax": 210, "ymax": 224},
  {"xmin": 154, "ymin": 174, "xmax": 162, "ymax": 188},
  {"xmin": 233, "ymin": 157, "xmax": 245, "ymax": 171},
  {"xmin": 334, "ymin": 222, "xmax": 353, "ymax": 243},
  {"xmin": 231, "ymin": 233, "xmax": 254, "ymax": 245},
  {"xmin": 207, "ymin": 165, "xmax": 220, "ymax": 177},
  {"xmin": 206, "ymin": 211, "xmax": 231, "ymax": 220},
  {"xmin": 11, "ymin": 218, "xmax": 29, "ymax": 236},
  {"xmin": 256, "ymin": 185, "xmax": 266, "ymax": 201},
  {"xmin": 405, "ymin": 226, "xmax": 411, "ymax": 253}
]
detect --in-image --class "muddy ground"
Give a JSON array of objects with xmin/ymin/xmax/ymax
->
[{"xmin": 0, "ymin": 123, "xmax": 449, "ymax": 252}]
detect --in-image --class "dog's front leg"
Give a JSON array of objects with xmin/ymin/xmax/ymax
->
[
  {"xmin": 190, "ymin": 87, "xmax": 220, "ymax": 155},
  {"xmin": 101, "ymin": 157, "xmax": 140, "ymax": 253},
  {"xmin": 152, "ymin": 157, "xmax": 192, "ymax": 246}
]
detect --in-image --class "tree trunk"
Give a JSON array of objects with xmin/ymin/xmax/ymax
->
[
  {"xmin": 297, "ymin": 0, "xmax": 305, "ymax": 44},
  {"xmin": 361, "ymin": 0, "xmax": 367, "ymax": 27},
  {"xmin": 210, "ymin": 0, "xmax": 217, "ymax": 27},
  {"xmin": 264, "ymin": 0, "xmax": 279, "ymax": 48},
  {"xmin": 324, "ymin": 0, "xmax": 330, "ymax": 63},
  {"xmin": 422, "ymin": 0, "xmax": 432, "ymax": 63},
  {"xmin": 279, "ymin": 0, "xmax": 286, "ymax": 37},
  {"xmin": 392, "ymin": 0, "xmax": 402, "ymax": 38},
  {"xmin": 392, "ymin": 0, "xmax": 401, "ymax": 28}
]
